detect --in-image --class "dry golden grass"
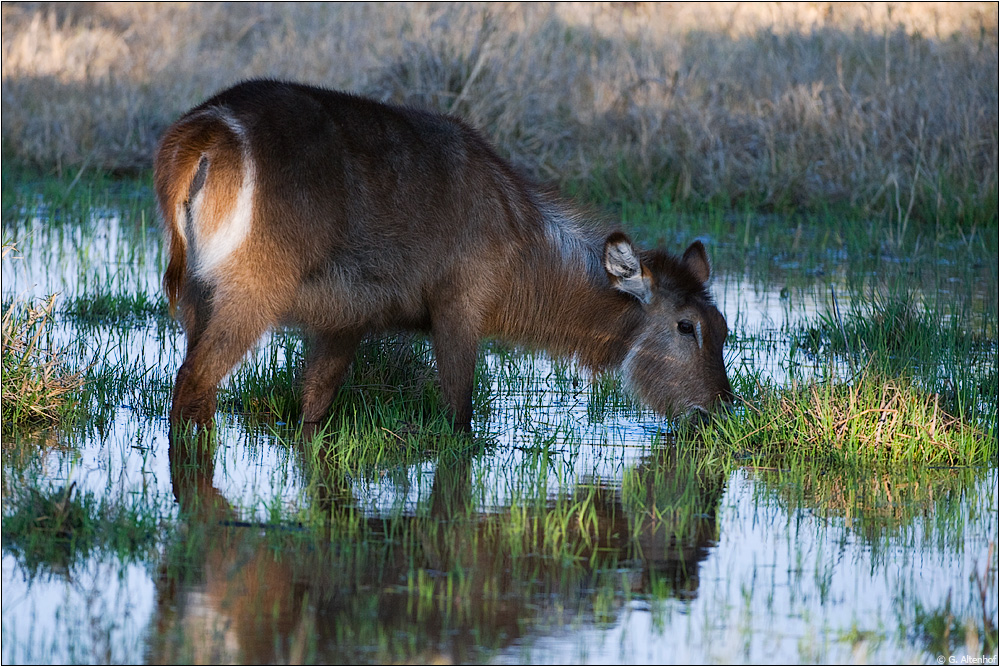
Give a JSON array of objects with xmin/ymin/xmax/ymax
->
[{"xmin": 2, "ymin": 2, "xmax": 997, "ymax": 221}]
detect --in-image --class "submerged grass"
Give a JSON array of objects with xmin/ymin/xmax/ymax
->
[
  {"xmin": 794, "ymin": 288, "xmax": 997, "ymax": 428},
  {"xmin": 699, "ymin": 266, "xmax": 999, "ymax": 468},
  {"xmin": 220, "ymin": 333, "xmax": 455, "ymax": 430},
  {"xmin": 62, "ymin": 288, "xmax": 167, "ymax": 323},
  {"xmin": 1, "ymin": 480, "xmax": 162, "ymax": 577},
  {"xmin": 800, "ymin": 287, "xmax": 994, "ymax": 360}
]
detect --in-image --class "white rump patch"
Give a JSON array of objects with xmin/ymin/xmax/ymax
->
[{"xmin": 192, "ymin": 113, "xmax": 255, "ymax": 279}]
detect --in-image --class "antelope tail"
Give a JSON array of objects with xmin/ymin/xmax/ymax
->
[
  {"xmin": 154, "ymin": 110, "xmax": 246, "ymax": 314},
  {"xmin": 155, "ymin": 119, "xmax": 208, "ymax": 314}
]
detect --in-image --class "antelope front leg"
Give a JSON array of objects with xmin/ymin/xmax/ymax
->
[{"xmin": 431, "ymin": 319, "xmax": 479, "ymax": 432}]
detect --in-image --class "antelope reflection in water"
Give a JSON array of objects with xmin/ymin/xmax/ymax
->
[{"xmin": 150, "ymin": 435, "xmax": 725, "ymax": 664}]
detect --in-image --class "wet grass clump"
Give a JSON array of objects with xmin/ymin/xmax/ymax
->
[
  {"xmin": 710, "ymin": 371, "xmax": 993, "ymax": 468},
  {"xmin": 793, "ymin": 289, "xmax": 997, "ymax": 428},
  {"xmin": 1, "ymin": 290, "xmax": 83, "ymax": 425}
]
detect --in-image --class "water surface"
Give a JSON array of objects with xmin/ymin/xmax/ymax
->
[{"xmin": 2, "ymin": 198, "xmax": 996, "ymax": 664}]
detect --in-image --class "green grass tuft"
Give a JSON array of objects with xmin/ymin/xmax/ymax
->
[
  {"xmin": 707, "ymin": 371, "xmax": 994, "ymax": 467},
  {"xmin": 794, "ymin": 289, "xmax": 997, "ymax": 429},
  {"xmin": 63, "ymin": 289, "xmax": 168, "ymax": 323},
  {"xmin": 1, "ymin": 288, "xmax": 84, "ymax": 425}
]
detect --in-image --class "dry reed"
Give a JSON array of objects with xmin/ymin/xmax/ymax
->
[{"xmin": 2, "ymin": 2, "xmax": 997, "ymax": 222}]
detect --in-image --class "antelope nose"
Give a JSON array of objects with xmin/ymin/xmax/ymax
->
[{"xmin": 687, "ymin": 405, "xmax": 712, "ymax": 424}]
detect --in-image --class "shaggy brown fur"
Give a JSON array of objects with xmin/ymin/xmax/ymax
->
[{"xmin": 155, "ymin": 80, "xmax": 733, "ymax": 431}]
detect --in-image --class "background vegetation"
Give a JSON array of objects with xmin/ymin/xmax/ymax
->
[
  {"xmin": 2, "ymin": 2, "xmax": 997, "ymax": 224},
  {"xmin": 1, "ymin": 5, "xmax": 996, "ymax": 662}
]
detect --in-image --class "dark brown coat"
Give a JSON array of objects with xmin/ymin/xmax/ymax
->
[{"xmin": 155, "ymin": 80, "xmax": 732, "ymax": 430}]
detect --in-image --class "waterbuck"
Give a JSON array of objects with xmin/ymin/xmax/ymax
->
[{"xmin": 155, "ymin": 79, "xmax": 733, "ymax": 432}]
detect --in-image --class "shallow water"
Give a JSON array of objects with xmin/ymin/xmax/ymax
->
[
  {"xmin": 2, "ymin": 202, "xmax": 997, "ymax": 664},
  {"xmin": 3, "ymin": 412, "xmax": 995, "ymax": 664}
]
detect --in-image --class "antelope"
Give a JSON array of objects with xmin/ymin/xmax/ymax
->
[{"xmin": 155, "ymin": 79, "xmax": 733, "ymax": 431}]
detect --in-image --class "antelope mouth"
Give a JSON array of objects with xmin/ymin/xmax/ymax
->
[
  {"xmin": 678, "ymin": 394, "xmax": 739, "ymax": 425},
  {"xmin": 681, "ymin": 405, "xmax": 713, "ymax": 425}
]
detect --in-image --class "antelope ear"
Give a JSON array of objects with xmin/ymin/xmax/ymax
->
[
  {"xmin": 603, "ymin": 232, "xmax": 652, "ymax": 304},
  {"xmin": 682, "ymin": 240, "xmax": 711, "ymax": 284}
]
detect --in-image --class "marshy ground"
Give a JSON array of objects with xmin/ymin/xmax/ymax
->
[{"xmin": 2, "ymin": 3, "xmax": 997, "ymax": 664}]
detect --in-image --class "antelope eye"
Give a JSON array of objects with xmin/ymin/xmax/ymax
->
[{"xmin": 677, "ymin": 320, "xmax": 695, "ymax": 335}]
